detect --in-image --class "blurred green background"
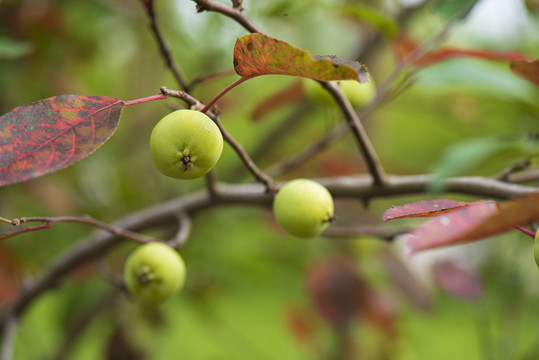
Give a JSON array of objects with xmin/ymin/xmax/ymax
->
[{"xmin": 1, "ymin": 0, "xmax": 539, "ymax": 359}]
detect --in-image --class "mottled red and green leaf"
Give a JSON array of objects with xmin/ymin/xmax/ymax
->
[
  {"xmin": 234, "ymin": 33, "xmax": 369, "ymax": 82},
  {"xmin": 0, "ymin": 94, "xmax": 124, "ymax": 187}
]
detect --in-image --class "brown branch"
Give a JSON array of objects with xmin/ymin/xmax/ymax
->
[
  {"xmin": 0, "ymin": 174, "xmax": 536, "ymax": 333},
  {"xmin": 321, "ymin": 81, "xmax": 387, "ymax": 186},
  {"xmin": 212, "ymin": 114, "xmax": 278, "ymax": 194},
  {"xmin": 192, "ymin": 0, "xmax": 263, "ymax": 33},
  {"xmin": 142, "ymin": 0, "xmax": 190, "ymax": 90},
  {"xmin": 14, "ymin": 216, "xmax": 158, "ymax": 244},
  {"xmin": 167, "ymin": 212, "xmax": 193, "ymax": 248},
  {"xmin": 495, "ymin": 157, "xmax": 532, "ymax": 181},
  {"xmin": 507, "ymin": 169, "xmax": 539, "ymax": 183}
]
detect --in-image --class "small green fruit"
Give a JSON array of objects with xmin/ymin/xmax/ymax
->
[
  {"xmin": 150, "ymin": 109, "xmax": 223, "ymax": 180},
  {"xmin": 273, "ymin": 178, "xmax": 335, "ymax": 238},
  {"xmin": 303, "ymin": 77, "xmax": 376, "ymax": 109},
  {"xmin": 124, "ymin": 242, "xmax": 186, "ymax": 304}
]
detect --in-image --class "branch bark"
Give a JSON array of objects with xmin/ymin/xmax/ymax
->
[
  {"xmin": 192, "ymin": 0, "xmax": 263, "ymax": 33},
  {"xmin": 1, "ymin": 174, "xmax": 536, "ymax": 332}
]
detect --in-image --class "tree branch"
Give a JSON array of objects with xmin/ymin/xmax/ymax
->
[
  {"xmin": 0, "ymin": 174, "xmax": 536, "ymax": 332},
  {"xmin": 192, "ymin": 0, "xmax": 263, "ymax": 33},
  {"xmin": 11, "ymin": 216, "xmax": 159, "ymax": 244},
  {"xmin": 142, "ymin": 0, "xmax": 190, "ymax": 90},
  {"xmin": 167, "ymin": 212, "xmax": 193, "ymax": 248},
  {"xmin": 321, "ymin": 82, "xmax": 387, "ymax": 186}
]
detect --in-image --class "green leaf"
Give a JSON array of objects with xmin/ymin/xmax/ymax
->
[
  {"xmin": 429, "ymin": 136, "xmax": 539, "ymax": 192},
  {"xmin": 233, "ymin": 33, "xmax": 369, "ymax": 82},
  {"xmin": 431, "ymin": 0, "xmax": 480, "ymax": 20},
  {"xmin": 339, "ymin": 5, "xmax": 399, "ymax": 38},
  {"xmin": 0, "ymin": 37, "xmax": 33, "ymax": 60}
]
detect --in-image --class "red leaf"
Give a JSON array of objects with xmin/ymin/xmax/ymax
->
[
  {"xmin": 405, "ymin": 200, "xmax": 500, "ymax": 254},
  {"xmin": 510, "ymin": 59, "xmax": 539, "ymax": 86},
  {"xmin": 382, "ymin": 199, "xmax": 486, "ymax": 222},
  {"xmin": 390, "ymin": 32, "xmax": 530, "ymax": 68},
  {"xmin": 407, "ymin": 194, "xmax": 539, "ymax": 253},
  {"xmin": 234, "ymin": 33, "xmax": 369, "ymax": 82},
  {"xmin": 0, "ymin": 94, "xmax": 124, "ymax": 187},
  {"xmin": 416, "ymin": 48, "xmax": 530, "ymax": 68}
]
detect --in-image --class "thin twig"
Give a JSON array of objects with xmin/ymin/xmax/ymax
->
[
  {"xmin": 507, "ymin": 169, "xmax": 539, "ymax": 183},
  {"xmin": 205, "ymin": 170, "xmax": 219, "ymax": 197},
  {"xmin": 167, "ymin": 213, "xmax": 193, "ymax": 248},
  {"xmin": 192, "ymin": 0, "xmax": 263, "ymax": 33},
  {"xmin": 212, "ymin": 114, "xmax": 278, "ymax": 193},
  {"xmin": 321, "ymin": 81, "xmax": 387, "ymax": 186},
  {"xmin": 496, "ymin": 157, "xmax": 532, "ymax": 182},
  {"xmin": 14, "ymin": 216, "xmax": 158, "ymax": 244},
  {"xmin": 160, "ymin": 87, "xmax": 198, "ymax": 106},
  {"xmin": 141, "ymin": 0, "xmax": 190, "ymax": 90}
]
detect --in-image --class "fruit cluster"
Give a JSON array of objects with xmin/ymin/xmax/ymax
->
[{"xmin": 124, "ymin": 108, "xmax": 337, "ymax": 304}]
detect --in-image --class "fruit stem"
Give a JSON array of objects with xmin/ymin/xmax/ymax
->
[
  {"xmin": 201, "ymin": 75, "xmax": 258, "ymax": 114},
  {"xmin": 123, "ymin": 93, "xmax": 168, "ymax": 106},
  {"xmin": 515, "ymin": 225, "xmax": 535, "ymax": 238}
]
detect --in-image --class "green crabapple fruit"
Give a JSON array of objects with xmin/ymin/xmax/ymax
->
[
  {"xmin": 273, "ymin": 178, "xmax": 335, "ymax": 238},
  {"xmin": 150, "ymin": 109, "xmax": 223, "ymax": 180},
  {"xmin": 124, "ymin": 242, "xmax": 186, "ymax": 304},
  {"xmin": 302, "ymin": 77, "xmax": 376, "ymax": 109}
]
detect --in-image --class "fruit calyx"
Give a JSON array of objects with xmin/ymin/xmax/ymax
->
[
  {"xmin": 182, "ymin": 156, "xmax": 192, "ymax": 172},
  {"xmin": 137, "ymin": 265, "xmax": 157, "ymax": 285}
]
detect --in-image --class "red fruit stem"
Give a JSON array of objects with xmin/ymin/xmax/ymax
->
[
  {"xmin": 123, "ymin": 93, "xmax": 168, "ymax": 106},
  {"xmin": 515, "ymin": 225, "xmax": 535, "ymax": 238},
  {"xmin": 201, "ymin": 75, "xmax": 257, "ymax": 114}
]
